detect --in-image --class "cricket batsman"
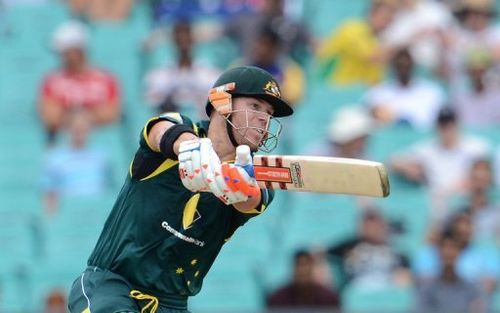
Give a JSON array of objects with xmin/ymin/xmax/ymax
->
[{"xmin": 68, "ymin": 66, "xmax": 294, "ymax": 313}]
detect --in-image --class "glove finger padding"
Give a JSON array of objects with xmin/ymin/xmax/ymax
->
[
  {"xmin": 222, "ymin": 164, "xmax": 260, "ymax": 198},
  {"xmin": 212, "ymin": 164, "xmax": 248, "ymax": 204},
  {"xmin": 179, "ymin": 139, "xmax": 214, "ymax": 192},
  {"xmin": 188, "ymin": 149, "xmax": 206, "ymax": 191}
]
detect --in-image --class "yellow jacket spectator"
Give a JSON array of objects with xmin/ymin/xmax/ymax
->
[{"xmin": 317, "ymin": 1, "xmax": 396, "ymax": 86}]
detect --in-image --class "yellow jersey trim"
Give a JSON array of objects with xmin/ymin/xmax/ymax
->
[
  {"xmin": 140, "ymin": 158, "xmax": 178, "ymax": 181},
  {"xmin": 239, "ymin": 203, "xmax": 266, "ymax": 215},
  {"xmin": 182, "ymin": 194, "xmax": 201, "ymax": 230},
  {"xmin": 162, "ymin": 112, "xmax": 183, "ymax": 123},
  {"xmin": 142, "ymin": 117, "xmax": 160, "ymax": 151}
]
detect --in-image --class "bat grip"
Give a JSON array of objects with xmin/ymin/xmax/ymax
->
[
  {"xmin": 236, "ymin": 145, "xmax": 251, "ymax": 166},
  {"xmin": 235, "ymin": 145, "xmax": 254, "ymax": 177}
]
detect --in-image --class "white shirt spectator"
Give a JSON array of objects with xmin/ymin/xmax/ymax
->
[
  {"xmin": 452, "ymin": 86, "xmax": 500, "ymax": 127},
  {"xmin": 383, "ymin": 0, "xmax": 453, "ymax": 69},
  {"xmin": 446, "ymin": 23, "xmax": 500, "ymax": 81},
  {"xmin": 473, "ymin": 205, "xmax": 500, "ymax": 244},
  {"xmin": 365, "ymin": 79, "xmax": 445, "ymax": 130},
  {"xmin": 396, "ymin": 136, "xmax": 491, "ymax": 192},
  {"xmin": 495, "ymin": 146, "xmax": 500, "ymax": 187},
  {"xmin": 144, "ymin": 62, "xmax": 220, "ymax": 119}
]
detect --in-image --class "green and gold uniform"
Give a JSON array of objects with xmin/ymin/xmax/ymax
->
[{"xmin": 68, "ymin": 113, "xmax": 273, "ymax": 313}]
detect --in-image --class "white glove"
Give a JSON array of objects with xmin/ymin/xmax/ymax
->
[
  {"xmin": 179, "ymin": 140, "xmax": 259, "ymax": 205},
  {"xmin": 178, "ymin": 138, "xmax": 220, "ymax": 192},
  {"xmin": 209, "ymin": 145, "xmax": 260, "ymax": 205}
]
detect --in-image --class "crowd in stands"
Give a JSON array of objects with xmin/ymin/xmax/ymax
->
[{"xmin": 2, "ymin": 0, "xmax": 500, "ymax": 312}]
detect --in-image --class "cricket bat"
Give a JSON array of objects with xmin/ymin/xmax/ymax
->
[{"xmin": 244, "ymin": 153, "xmax": 390, "ymax": 197}]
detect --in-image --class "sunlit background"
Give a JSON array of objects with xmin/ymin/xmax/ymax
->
[{"xmin": 1, "ymin": 0, "xmax": 500, "ymax": 312}]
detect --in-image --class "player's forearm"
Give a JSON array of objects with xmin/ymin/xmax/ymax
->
[{"xmin": 173, "ymin": 132, "xmax": 199, "ymax": 156}]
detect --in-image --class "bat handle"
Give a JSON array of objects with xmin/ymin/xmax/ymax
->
[
  {"xmin": 235, "ymin": 145, "xmax": 254, "ymax": 177},
  {"xmin": 236, "ymin": 145, "xmax": 251, "ymax": 166}
]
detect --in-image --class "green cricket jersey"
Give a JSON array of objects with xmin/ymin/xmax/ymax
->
[{"xmin": 87, "ymin": 113, "xmax": 273, "ymax": 309}]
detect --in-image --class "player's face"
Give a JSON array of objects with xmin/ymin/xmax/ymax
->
[{"xmin": 229, "ymin": 97, "xmax": 280, "ymax": 152}]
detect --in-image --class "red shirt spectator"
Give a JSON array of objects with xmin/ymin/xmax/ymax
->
[
  {"xmin": 41, "ymin": 68, "xmax": 119, "ymax": 110},
  {"xmin": 39, "ymin": 21, "xmax": 121, "ymax": 144}
]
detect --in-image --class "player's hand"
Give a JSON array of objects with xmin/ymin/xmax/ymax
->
[
  {"xmin": 208, "ymin": 145, "xmax": 260, "ymax": 205},
  {"xmin": 178, "ymin": 138, "xmax": 221, "ymax": 192}
]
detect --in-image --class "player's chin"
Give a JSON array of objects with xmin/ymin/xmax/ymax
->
[{"xmin": 240, "ymin": 137, "xmax": 260, "ymax": 152}]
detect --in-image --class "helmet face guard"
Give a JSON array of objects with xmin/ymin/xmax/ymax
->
[
  {"xmin": 224, "ymin": 109, "xmax": 282, "ymax": 153},
  {"xmin": 206, "ymin": 67, "xmax": 294, "ymax": 152}
]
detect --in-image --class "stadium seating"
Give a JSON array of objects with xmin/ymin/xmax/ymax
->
[
  {"xmin": 1, "ymin": 1, "xmax": 500, "ymax": 312},
  {"xmin": 342, "ymin": 283, "xmax": 415, "ymax": 313}
]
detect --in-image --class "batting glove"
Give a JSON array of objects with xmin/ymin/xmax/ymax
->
[
  {"xmin": 209, "ymin": 145, "xmax": 260, "ymax": 205},
  {"xmin": 178, "ymin": 138, "xmax": 221, "ymax": 192}
]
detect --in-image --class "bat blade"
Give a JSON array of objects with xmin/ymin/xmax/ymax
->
[{"xmin": 253, "ymin": 155, "xmax": 390, "ymax": 197}]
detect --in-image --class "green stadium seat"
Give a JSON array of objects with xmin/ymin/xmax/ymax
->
[
  {"xmin": 190, "ymin": 262, "xmax": 264, "ymax": 312},
  {"xmin": 376, "ymin": 187, "xmax": 430, "ymax": 256},
  {"xmin": 492, "ymin": 287, "xmax": 500, "ymax": 312},
  {"xmin": 368, "ymin": 124, "xmax": 431, "ymax": 163},
  {"xmin": 342, "ymin": 284, "xmax": 415, "ymax": 313},
  {"xmin": 282, "ymin": 193, "xmax": 359, "ymax": 252},
  {"xmin": 303, "ymin": 0, "xmax": 371, "ymax": 38},
  {"xmin": 293, "ymin": 83, "xmax": 367, "ymax": 154},
  {"xmin": 2, "ymin": 2, "xmax": 70, "ymax": 52}
]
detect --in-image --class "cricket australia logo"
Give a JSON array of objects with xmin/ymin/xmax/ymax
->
[
  {"xmin": 263, "ymin": 81, "xmax": 281, "ymax": 98},
  {"xmin": 182, "ymin": 194, "xmax": 201, "ymax": 230}
]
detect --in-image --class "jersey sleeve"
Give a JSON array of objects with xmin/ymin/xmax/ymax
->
[{"xmin": 130, "ymin": 112, "xmax": 197, "ymax": 180}]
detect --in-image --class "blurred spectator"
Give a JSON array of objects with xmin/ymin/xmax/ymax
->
[
  {"xmin": 236, "ymin": 24, "xmax": 305, "ymax": 107},
  {"xmin": 316, "ymin": 0, "xmax": 396, "ymax": 86},
  {"xmin": 1, "ymin": 0, "xmax": 49, "ymax": 6},
  {"xmin": 39, "ymin": 21, "xmax": 121, "ymax": 144},
  {"xmin": 390, "ymin": 107, "xmax": 491, "ymax": 221},
  {"xmin": 44, "ymin": 289, "xmax": 67, "ymax": 313},
  {"xmin": 266, "ymin": 249, "xmax": 340, "ymax": 309},
  {"xmin": 41, "ymin": 110, "xmax": 111, "ymax": 215},
  {"xmin": 459, "ymin": 159, "xmax": 500, "ymax": 244},
  {"xmin": 326, "ymin": 209, "xmax": 411, "ymax": 291},
  {"xmin": 383, "ymin": 0, "xmax": 454, "ymax": 70},
  {"xmin": 144, "ymin": 19, "xmax": 220, "ymax": 119},
  {"xmin": 308, "ymin": 106, "xmax": 373, "ymax": 159},
  {"xmin": 451, "ymin": 48, "xmax": 500, "ymax": 127},
  {"xmin": 439, "ymin": 0, "xmax": 500, "ymax": 80},
  {"xmin": 364, "ymin": 48, "xmax": 445, "ymax": 130},
  {"xmin": 495, "ymin": 146, "xmax": 500, "ymax": 187},
  {"xmin": 414, "ymin": 211, "xmax": 499, "ymax": 296},
  {"xmin": 417, "ymin": 232, "xmax": 486, "ymax": 313},
  {"xmin": 225, "ymin": 0, "xmax": 312, "ymax": 64},
  {"xmin": 68, "ymin": 0, "xmax": 134, "ymax": 22}
]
